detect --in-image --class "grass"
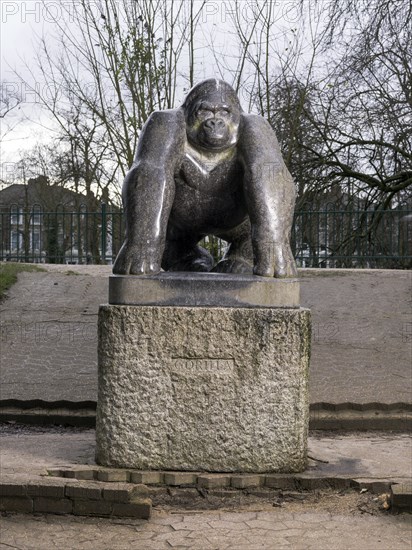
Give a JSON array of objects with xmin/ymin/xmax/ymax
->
[{"xmin": 0, "ymin": 262, "xmax": 46, "ymax": 300}]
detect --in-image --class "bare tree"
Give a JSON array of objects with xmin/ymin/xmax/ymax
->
[
  {"xmin": 227, "ymin": 0, "xmax": 411, "ymax": 204},
  {"xmin": 301, "ymin": 0, "xmax": 412, "ymax": 205},
  {"xmin": 20, "ymin": 0, "xmax": 205, "ymax": 183},
  {"xmin": 224, "ymin": 0, "xmax": 411, "ymax": 266},
  {"xmin": 0, "ymin": 81, "xmax": 21, "ymax": 119},
  {"xmin": 0, "ymin": 81, "xmax": 22, "ymax": 143}
]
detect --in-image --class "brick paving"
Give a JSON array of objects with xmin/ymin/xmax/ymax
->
[{"xmin": 1, "ymin": 507, "xmax": 411, "ymax": 549}]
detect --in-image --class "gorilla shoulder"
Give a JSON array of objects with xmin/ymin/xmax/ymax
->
[
  {"xmin": 136, "ymin": 108, "xmax": 186, "ymax": 162},
  {"xmin": 239, "ymin": 113, "xmax": 277, "ymax": 135},
  {"xmin": 144, "ymin": 108, "xmax": 185, "ymax": 131},
  {"xmin": 238, "ymin": 113, "xmax": 284, "ymax": 163}
]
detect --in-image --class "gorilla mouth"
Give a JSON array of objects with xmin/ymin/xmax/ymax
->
[{"xmin": 199, "ymin": 129, "xmax": 228, "ymax": 148}]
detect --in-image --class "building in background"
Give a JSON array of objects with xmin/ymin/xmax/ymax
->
[{"xmin": 0, "ymin": 177, "xmax": 120, "ymax": 264}]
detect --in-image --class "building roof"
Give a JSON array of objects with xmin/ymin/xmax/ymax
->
[{"xmin": 0, "ymin": 179, "xmax": 91, "ymax": 211}]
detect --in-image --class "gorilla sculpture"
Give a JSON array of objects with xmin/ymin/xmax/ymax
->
[{"xmin": 113, "ymin": 79, "xmax": 297, "ymax": 278}]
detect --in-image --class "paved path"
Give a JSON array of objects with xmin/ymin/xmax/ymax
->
[
  {"xmin": 0, "ymin": 426, "xmax": 411, "ymax": 550},
  {"xmin": 1, "ymin": 426, "xmax": 410, "ymax": 485},
  {"xmin": 1, "ymin": 266, "xmax": 410, "ymax": 405},
  {"xmin": 1, "ymin": 508, "xmax": 411, "ymax": 550}
]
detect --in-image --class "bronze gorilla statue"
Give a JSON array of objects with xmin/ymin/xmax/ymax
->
[{"xmin": 113, "ymin": 79, "xmax": 297, "ymax": 278}]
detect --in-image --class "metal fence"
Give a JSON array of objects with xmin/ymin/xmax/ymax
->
[{"xmin": 1, "ymin": 204, "xmax": 411, "ymax": 268}]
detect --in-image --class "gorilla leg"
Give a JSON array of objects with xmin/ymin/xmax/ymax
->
[
  {"xmin": 162, "ymin": 229, "xmax": 214, "ymax": 272},
  {"xmin": 212, "ymin": 219, "xmax": 254, "ymax": 274}
]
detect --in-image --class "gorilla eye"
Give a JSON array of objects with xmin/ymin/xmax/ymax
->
[{"xmin": 197, "ymin": 107, "xmax": 213, "ymax": 117}]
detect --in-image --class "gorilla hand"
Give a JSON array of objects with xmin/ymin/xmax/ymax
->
[
  {"xmin": 113, "ymin": 240, "xmax": 161, "ymax": 275},
  {"xmin": 253, "ymin": 241, "xmax": 297, "ymax": 278}
]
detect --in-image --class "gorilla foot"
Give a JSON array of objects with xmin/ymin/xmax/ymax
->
[
  {"xmin": 165, "ymin": 245, "xmax": 214, "ymax": 273},
  {"xmin": 212, "ymin": 258, "xmax": 253, "ymax": 274}
]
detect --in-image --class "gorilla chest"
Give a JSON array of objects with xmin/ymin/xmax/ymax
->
[{"xmin": 172, "ymin": 152, "xmax": 246, "ymax": 229}]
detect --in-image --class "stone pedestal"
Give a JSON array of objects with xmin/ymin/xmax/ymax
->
[
  {"xmin": 108, "ymin": 272, "xmax": 300, "ymax": 308},
  {"xmin": 96, "ymin": 274, "xmax": 310, "ymax": 473}
]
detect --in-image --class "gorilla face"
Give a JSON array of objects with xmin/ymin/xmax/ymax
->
[{"xmin": 183, "ymin": 80, "xmax": 241, "ymax": 152}]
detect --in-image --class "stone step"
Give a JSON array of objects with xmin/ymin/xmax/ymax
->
[
  {"xmin": 1, "ymin": 402, "xmax": 410, "ymax": 431},
  {"xmin": 1, "ymin": 474, "xmax": 408, "ymax": 517},
  {"xmin": 0, "ymin": 479, "xmax": 151, "ymax": 519}
]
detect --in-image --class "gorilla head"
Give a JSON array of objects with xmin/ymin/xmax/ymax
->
[{"xmin": 183, "ymin": 79, "xmax": 242, "ymax": 152}]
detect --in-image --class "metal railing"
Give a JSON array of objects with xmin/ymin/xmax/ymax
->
[
  {"xmin": 292, "ymin": 205, "xmax": 412, "ymax": 269},
  {"xmin": 1, "ymin": 204, "xmax": 411, "ymax": 268}
]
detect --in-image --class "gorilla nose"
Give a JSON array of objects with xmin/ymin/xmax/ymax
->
[{"xmin": 204, "ymin": 118, "xmax": 224, "ymax": 130}]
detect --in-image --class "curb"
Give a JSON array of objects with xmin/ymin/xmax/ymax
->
[
  {"xmin": 47, "ymin": 466, "xmax": 399, "ymax": 494},
  {"xmin": 1, "ymin": 468, "xmax": 410, "ymax": 519},
  {"xmin": 1, "ymin": 400, "xmax": 411, "ymax": 431},
  {"xmin": 0, "ymin": 479, "xmax": 151, "ymax": 520},
  {"xmin": 310, "ymin": 403, "xmax": 412, "ymax": 431},
  {"xmin": 391, "ymin": 482, "xmax": 412, "ymax": 513}
]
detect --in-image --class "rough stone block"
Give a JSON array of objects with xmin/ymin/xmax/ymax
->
[
  {"xmin": 65, "ymin": 483, "xmax": 102, "ymax": 500},
  {"xmin": 27, "ymin": 482, "xmax": 65, "ymax": 498},
  {"xmin": 354, "ymin": 479, "xmax": 391, "ymax": 494},
  {"xmin": 33, "ymin": 497, "xmax": 73, "ymax": 514},
  {"xmin": 231, "ymin": 475, "xmax": 264, "ymax": 489},
  {"xmin": 0, "ymin": 482, "xmax": 27, "ymax": 497},
  {"xmin": 130, "ymin": 471, "xmax": 164, "ymax": 485},
  {"xmin": 164, "ymin": 473, "xmax": 198, "ymax": 486},
  {"xmin": 102, "ymin": 483, "xmax": 134, "ymax": 502},
  {"xmin": 96, "ymin": 305, "xmax": 310, "ymax": 473},
  {"xmin": 69, "ymin": 469, "xmax": 96, "ymax": 480},
  {"xmin": 391, "ymin": 482, "xmax": 412, "ymax": 511},
  {"xmin": 47, "ymin": 469, "xmax": 65, "ymax": 478},
  {"xmin": 264, "ymin": 475, "xmax": 296, "ymax": 490},
  {"xmin": 97, "ymin": 470, "xmax": 129, "ymax": 482},
  {"xmin": 73, "ymin": 499, "xmax": 112, "ymax": 516},
  {"xmin": 64, "ymin": 471, "xmax": 80, "ymax": 479},
  {"xmin": 112, "ymin": 499, "xmax": 152, "ymax": 519},
  {"xmin": 197, "ymin": 475, "xmax": 231, "ymax": 489},
  {"xmin": 132, "ymin": 484, "xmax": 150, "ymax": 497},
  {"xmin": 0, "ymin": 496, "xmax": 33, "ymax": 513}
]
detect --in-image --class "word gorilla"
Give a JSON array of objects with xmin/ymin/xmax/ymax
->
[{"xmin": 113, "ymin": 79, "xmax": 297, "ymax": 278}]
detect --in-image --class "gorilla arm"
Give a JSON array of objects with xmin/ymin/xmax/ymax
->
[
  {"xmin": 113, "ymin": 109, "xmax": 186, "ymax": 275},
  {"xmin": 238, "ymin": 114, "xmax": 297, "ymax": 278}
]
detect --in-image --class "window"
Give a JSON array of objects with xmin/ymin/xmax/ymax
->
[
  {"xmin": 32, "ymin": 206, "xmax": 41, "ymax": 225},
  {"xmin": 10, "ymin": 231, "xmax": 21, "ymax": 250},
  {"xmin": 10, "ymin": 207, "xmax": 23, "ymax": 225}
]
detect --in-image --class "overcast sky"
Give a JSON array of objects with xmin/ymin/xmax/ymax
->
[
  {"xmin": 1, "ymin": 0, "xmax": 305, "ymax": 179},
  {"xmin": 1, "ymin": 1, "xmax": 66, "ymax": 170}
]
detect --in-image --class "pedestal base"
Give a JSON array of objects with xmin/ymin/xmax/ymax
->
[
  {"xmin": 96, "ymin": 304, "xmax": 311, "ymax": 473},
  {"xmin": 109, "ymin": 272, "xmax": 300, "ymax": 308}
]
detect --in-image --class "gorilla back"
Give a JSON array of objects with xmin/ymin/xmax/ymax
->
[{"xmin": 113, "ymin": 78, "xmax": 297, "ymax": 278}]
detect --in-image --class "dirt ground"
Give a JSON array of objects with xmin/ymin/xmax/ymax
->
[{"xmin": 152, "ymin": 488, "xmax": 392, "ymax": 517}]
